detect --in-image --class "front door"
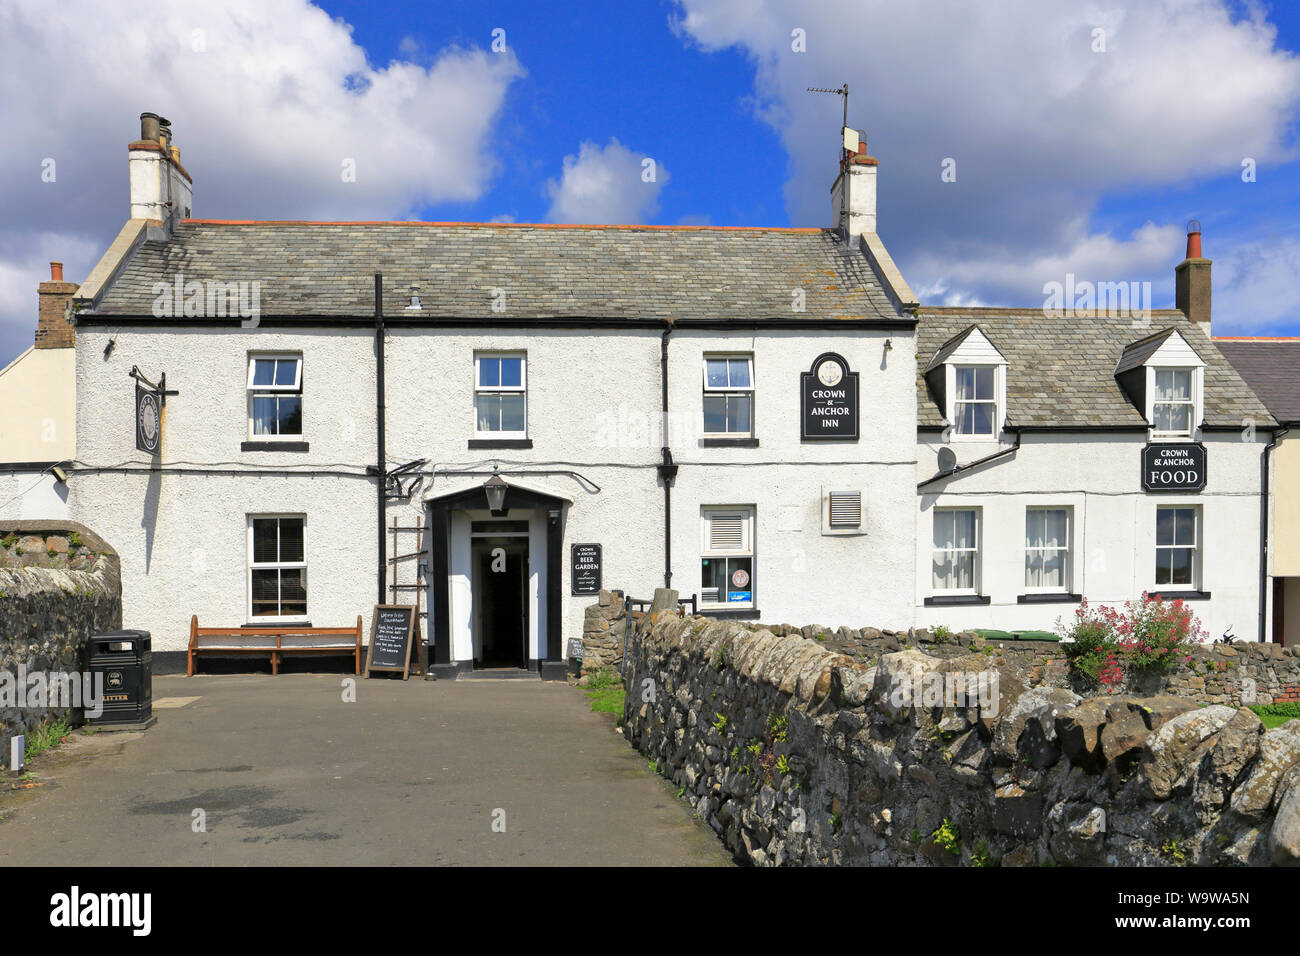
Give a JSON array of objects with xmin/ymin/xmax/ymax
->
[{"xmin": 473, "ymin": 537, "xmax": 528, "ymax": 668}]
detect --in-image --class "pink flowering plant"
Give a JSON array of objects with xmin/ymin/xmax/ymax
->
[{"xmin": 1058, "ymin": 592, "xmax": 1206, "ymax": 686}]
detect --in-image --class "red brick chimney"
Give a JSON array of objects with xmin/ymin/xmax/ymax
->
[
  {"xmin": 35, "ymin": 261, "xmax": 77, "ymax": 349},
  {"xmin": 1176, "ymin": 220, "xmax": 1211, "ymax": 339}
]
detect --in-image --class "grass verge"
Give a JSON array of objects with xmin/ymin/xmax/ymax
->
[{"xmin": 583, "ymin": 668, "xmax": 625, "ymax": 716}]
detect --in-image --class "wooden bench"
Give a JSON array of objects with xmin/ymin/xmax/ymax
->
[{"xmin": 188, "ymin": 616, "xmax": 363, "ymax": 676}]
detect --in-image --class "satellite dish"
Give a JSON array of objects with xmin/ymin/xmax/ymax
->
[{"xmin": 937, "ymin": 447, "xmax": 958, "ymax": 473}]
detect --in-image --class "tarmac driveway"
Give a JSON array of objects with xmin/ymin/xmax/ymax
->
[{"xmin": 0, "ymin": 674, "xmax": 731, "ymax": 866}]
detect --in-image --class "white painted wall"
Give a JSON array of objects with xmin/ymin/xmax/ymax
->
[
  {"xmin": 0, "ymin": 472, "xmax": 70, "ymax": 520},
  {"xmin": 72, "ymin": 320, "xmax": 919, "ymax": 654},
  {"xmin": 667, "ymin": 329, "xmax": 917, "ymax": 629},
  {"xmin": 74, "ymin": 326, "xmax": 377, "ymax": 650},
  {"xmin": 915, "ymin": 432, "xmax": 1268, "ymax": 642}
]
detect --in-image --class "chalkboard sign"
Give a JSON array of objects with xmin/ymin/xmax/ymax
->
[
  {"xmin": 571, "ymin": 543, "xmax": 602, "ymax": 595},
  {"xmin": 365, "ymin": 604, "xmax": 424, "ymax": 679}
]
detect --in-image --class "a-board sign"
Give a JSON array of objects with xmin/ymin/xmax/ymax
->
[
  {"xmin": 1142, "ymin": 442, "xmax": 1207, "ymax": 493},
  {"xmin": 365, "ymin": 604, "xmax": 424, "ymax": 680},
  {"xmin": 800, "ymin": 352, "xmax": 859, "ymax": 441},
  {"xmin": 571, "ymin": 543, "xmax": 602, "ymax": 595}
]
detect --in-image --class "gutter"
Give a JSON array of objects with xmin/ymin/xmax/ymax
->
[
  {"xmin": 1261, "ymin": 424, "xmax": 1291, "ymax": 643},
  {"xmin": 917, "ymin": 429, "xmax": 1023, "ymax": 490}
]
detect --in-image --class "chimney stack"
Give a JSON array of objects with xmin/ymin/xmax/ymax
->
[
  {"xmin": 35, "ymin": 261, "xmax": 78, "ymax": 349},
  {"xmin": 129, "ymin": 111, "xmax": 193, "ymax": 236},
  {"xmin": 1176, "ymin": 220, "xmax": 1211, "ymax": 338},
  {"xmin": 830, "ymin": 128, "xmax": 877, "ymax": 239}
]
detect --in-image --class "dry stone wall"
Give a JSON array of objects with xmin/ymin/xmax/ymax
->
[
  {"xmin": 618, "ymin": 593, "xmax": 1300, "ymax": 867},
  {"xmin": 0, "ymin": 522, "xmax": 122, "ymax": 756}
]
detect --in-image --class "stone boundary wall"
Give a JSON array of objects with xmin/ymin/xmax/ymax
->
[
  {"xmin": 0, "ymin": 522, "xmax": 122, "ymax": 756},
  {"xmin": 620, "ymin": 593, "xmax": 1300, "ymax": 867},
  {"xmin": 580, "ymin": 590, "xmax": 629, "ymax": 671},
  {"xmin": 581, "ymin": 591, "xmax": 1300, "ymax": 708}
]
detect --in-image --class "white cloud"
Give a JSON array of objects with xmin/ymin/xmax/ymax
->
[
  {"xmin": 544, "ymin": 139, "xmax": 669, "ymax": 224},
  {"xmin": 672, "ymin": 0, "xmax": 1300, "ymax": 322},
  {"xmin": 1212, "ymin": 236, "xmax": 1300, "ymax": 334},
  {"xmin": 0, "ymin": 0, "xmax": 524, "ymax": 364}
]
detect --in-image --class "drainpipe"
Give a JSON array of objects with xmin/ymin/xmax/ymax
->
[
  {"xmin": 655, "ymin": 326, "xmax": 677, "ymax": 589},
  {"xmin": 1260, "ymin": 424, "xmax": 1290, "ymax": 643},
  {"xmin": 916, "ymin": 429, "xmax": 1022, "ymax": 490},
  {"xmin": 375, "ymin": 273, "xmax": 387, "ymax": 606}
]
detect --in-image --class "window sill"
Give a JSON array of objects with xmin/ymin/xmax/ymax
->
[
  {"xmin": 243, "ymin": 620, "xmax": 311, "ymax": 628},
  {"xmin": 701, "ymin": 437, "xmax": 759, "ymax": 447},
  {"xmin": 1017, "ymin": 592, "xmax": 1081, "ymax": 604},
  {"xmin": 242, "ymin": 441, "xmax": 309, "ymax": 452},
  {"xmin": 1149, "ymin": 590, "xmax": 1212, "ymax": 601},
  {"xmin": 698, "ymin": 608, "xmax": 760, "ymax": 620},
  {"xmin": 924, "ymin": 594, "xmax": 991, "ymax": 607},
  {"xmin": 468, "ymin": 439, "xmax": 533, "ymax": 449}
]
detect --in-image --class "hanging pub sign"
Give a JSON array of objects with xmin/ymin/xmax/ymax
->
[
  {"xmin": 1142, "ymin": 442, "xmax": 1207, "ymax": 493},
  {"xmin": 801, "ymin": 352, "xmax": 859, "ymax": 441},
  {"xmin": 571, "ymin": 543, "xmax": 602, "ymax": 595},
  {"xmin": 135, "ymin": 383, "xmax": 161, "ymax": 455}
]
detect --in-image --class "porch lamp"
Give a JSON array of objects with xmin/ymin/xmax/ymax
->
[{"xmin": 483, "ymin": 474, "xmax": 508, "ymax": 513}]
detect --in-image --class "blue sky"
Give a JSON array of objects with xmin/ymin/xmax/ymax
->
[{"xmin": 3, "ymin": 0, "xmax": 1300, "ymax": 367}]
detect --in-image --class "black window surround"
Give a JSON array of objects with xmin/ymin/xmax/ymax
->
[
  {"xmin": 241, "ymin": 440, "xmax": 309, "ymax": 452},
  {"xmin": 1150, "ymin": 590, "xmax": 1212, "ymax": 601},
  {"xmin": 701, "ymin": 438, "xmax": 760, "ymax": 448},
  {"xmin": 698, "ymin": 608, "xmax": 761, "ymax": 620},
  {"xmin": 468, "ymin": 439, "xmax": 533, "ymax": 450},
  {"xmin": 1016, "ymin": 592, "xmax": 1082, "ymax": 605},
  {"xmin": 924, "ymin": 594, "xmax": 991, "ymax": 607}
]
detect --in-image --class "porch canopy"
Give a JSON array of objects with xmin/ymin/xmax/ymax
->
[{"xmin": 421, "ymin": 475, "xmax": 572, "ymax": 679}]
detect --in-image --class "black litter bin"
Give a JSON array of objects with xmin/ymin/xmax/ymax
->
[{"xmin": 87, "ymin": 630, "xmax": 153, "ymax": 727}]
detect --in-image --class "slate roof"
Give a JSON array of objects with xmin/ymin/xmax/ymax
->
[
  {"xmin": 1114, "ymin": 327, "xmax": 1185, "ymax": 376},
  {"xmin": 90, "ymin": 221, "xmax": 908, "ymax": 323},
  {"xmin": 916, "ymin": 308, "xmax": 1275, "ymax": 429},
  {"xmin": 1215, "ymin": 339, "xmax": 1300, "ymax": 424},
  {"xmin": 925, "ymin": 324, "xmax": 1006, "ymax": 372}
]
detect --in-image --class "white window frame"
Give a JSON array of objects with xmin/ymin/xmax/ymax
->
[
  {"xmin": 1154, "ymin": 504, "xmax": 1201, "ymax": 592},
  {"xmin": 700, "ymin": 506, "xmax": 755, "ymax": 609},
  {"xmin": 474, "ymin": 352, "xmax": 528, "ymax": 439},
  {"xmin": 1147, "ymin": 366, "xmax": 1201, "ymax": 439},
  {"xmin": 247, "ymin": 514, "xmax": 308, "ymax": 623},
  {"xmin": 702, "ymin": 353, "xmax": 755, "ymax": 438},
  {"xmin": 246, "ymin": 353, "xmax": 303, "ymax": 440},
  {"xmin": 947, "ymin": 364, "xmax": 1001, "ymax": 439},
  {"xmin": 1024, "ymin": 506, "xmax": 1072, "ymax": 593},
  {"xmin": 932, "ymin": 507, "xmax": 981, "ymax": 595}
]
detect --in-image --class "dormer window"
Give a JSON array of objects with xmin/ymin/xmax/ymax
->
[
  {"xmin": 1151, "ymin": 368, "xmax": 1195, "ymax": 437},
  {"xmin": 924, "ymin": 326, "xmax": 1007, "ymax": 441},
  {"xmin": 1114, "ymin": 328, "xmax": 1206, "ymax": 438},
  {"xmin": 953, "ymin": 366, "xmax": 997, "ymax": 436}
]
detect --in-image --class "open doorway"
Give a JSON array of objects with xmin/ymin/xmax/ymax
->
[{"xmin": 471, "ymin": 525, "xmax": 529, "ymax": 669}]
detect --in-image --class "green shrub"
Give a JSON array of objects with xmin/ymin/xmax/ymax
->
[
  {"xmin": 1250, "ymin": 702, "xmax": 1300, "ymax": 729},
  {"xmin": 1059, "ymin": 593, "xmax": 1206, "ymax": 685}
]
